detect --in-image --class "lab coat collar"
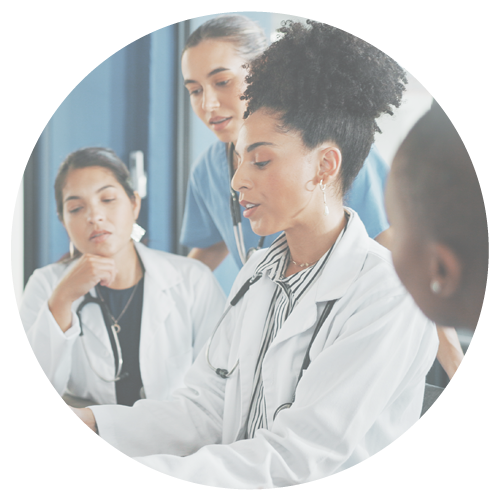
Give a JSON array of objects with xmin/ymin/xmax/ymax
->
[
  {"xmin": 314, "ymin": 208, "xmax": 370, "ymax": 302},
  {"xmin": 260, "ymin": 209, "xmax": 370, "ymax": 347},
  {"xmin": 133, "ymin": 241, "xmax": 182, "ymax": 292}
]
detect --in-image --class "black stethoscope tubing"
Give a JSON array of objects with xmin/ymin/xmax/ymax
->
[
  {"xmin": 205, "ymin": 273, "xmax": 337, "ymax": 420},
  {"xmin": 75, "ymin": 292, "xmax": 128, "ymax": 383},
  {"xmin": 227, "ymin": 142, "xmax": 266, "ymax": 265},
  {"xmin": 272, "ymin": 299, "xmax": 336, "ymax": 420}
]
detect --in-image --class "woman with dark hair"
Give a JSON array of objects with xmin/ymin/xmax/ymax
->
[
  {"xmin": 386, "ymin": 101, "xmax": 488, "ymax": 332},
  {"xmin": 180, "ymin": 14, "xmax": 393, "ymax": 271},
  {"xmin": 73, "ymin": 22, "xmax": 437, "ymax": 487},
  {"xmin": 21, "ymin": 147, "xmax": 225, "ymax": 406}
]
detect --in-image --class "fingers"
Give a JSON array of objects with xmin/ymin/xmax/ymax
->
[
  {"xmin": 79, "ymin": 254, "xmax": 117, "ymax": 286},
  {"xmin": 57, "ymin": 254, "xmax": 118, "ymax": 302},
  {"xmin": 69, "ymin": 406, "xmax": 97, "ymax": 432}
]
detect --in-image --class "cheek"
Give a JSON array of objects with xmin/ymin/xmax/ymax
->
[
  {"xmin": 391, "ymin": 238, "xmax": 427, "ymax": 296},
  {"xmin": 190, "ymin": 97, "xmax": 205, "ymax": 119}
]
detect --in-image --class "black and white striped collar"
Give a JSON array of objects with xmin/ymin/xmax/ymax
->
[{"xmin": 254, "ymin": 211, "xmax": 351, "ymax": 289}]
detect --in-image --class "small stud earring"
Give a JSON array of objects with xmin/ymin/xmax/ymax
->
[
  {"xmin": 69, "ymin": 241, "xmax": 75, "ymax": 259},
  {"xmin": 131, "ymin": 223, "xmax": 146, "ymax": 242},
  {"xmin": 430, "ymin": 280, "xmax": 442, "ymax": 294},
  {"xmin": 320, "ymin": 179, "xmax": 329, "ymax": 216}
]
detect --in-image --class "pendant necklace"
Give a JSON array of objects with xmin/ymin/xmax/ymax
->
[{"xmin": 96, "ymin": 282, "xmax": 140, "ymax": 336}]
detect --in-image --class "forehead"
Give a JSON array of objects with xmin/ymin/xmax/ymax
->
[
  {"xmin": 63, "ymin": 166, "xmax": 118, "ymax": 192},
  {"xmin": 181, "ymin": 39, "xmax": 245, "ymax": 77},
  {"xmin": 236, "ymin": 110, "xmax": 300, "ymax": 152}
]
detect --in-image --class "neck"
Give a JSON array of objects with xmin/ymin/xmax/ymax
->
[
  {"xmin": 108, "ymin": 240, "xmax": 143, "ymax": 289},
  {"xmin": 285, "ymin": 201, "xmax": 346, "ymax": 277}
]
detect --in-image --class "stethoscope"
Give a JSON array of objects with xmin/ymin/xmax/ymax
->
[
  {"xmin": 75, "ymin": 292, "xmax": 128, "ymax": 383},
  {"xmin": 227, "ymin": 142, "xmax": 266, "ymax": 265},
  {"xmin": 205, "ymin": 273, "xmax": 337, "ymax": 420}
]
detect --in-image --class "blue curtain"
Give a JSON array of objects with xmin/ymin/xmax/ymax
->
[
  {"xmin": 24, "ymin": 25, "xmax": 178, "ymax": 282},
  {"xmin": 23, "ymin": 13, "xmax": 276, "ymax": 295}
]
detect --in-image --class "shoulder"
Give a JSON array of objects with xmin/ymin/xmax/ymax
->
[
  {"xmin": 137, "ymin": 243, "xmax": 216, "ymax": 284},
  {"xmin": 26, "ymin": 260, "xmax": 73, "ymax": 289},
  {"xmin": 22, "ymin": 261, "xmax": 75, "ymax": 305},
  {"xmin": 190, "ymin": 140, "xmax": 226, "ymax": 178},
  {"xmin": 332, "ymin": 212, "xmax": 402, "ymax": 299}
]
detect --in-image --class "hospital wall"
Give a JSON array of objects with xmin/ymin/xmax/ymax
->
[{"xmin": 12, "ymin": 13, "xmax": 433, "ymax": 307}]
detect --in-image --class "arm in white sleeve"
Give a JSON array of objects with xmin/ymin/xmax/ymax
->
[
  {"xmin": 95, "ymin": 286, "xmax": 437, "ymax": 488},
  {"xmin": 90, "ymin": 263, "xmax": 254, "ymax": 459},
  {"xmin": 20, "ymin": 268, "xmax": 81, "ymax": 394}
]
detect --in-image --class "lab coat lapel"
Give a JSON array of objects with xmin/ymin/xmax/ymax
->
[
  {"xmin": 262, "ymin": 211, "xmax": 370, "ymax": 421},
  {"xmin": 134, "ymin": 243, "xmax": 180, "ymax": 372},
  {"xmin": 235, "ymin": 273, "xmax": 277, "ymax": 435},
  {"xmin": 74, "ymin": 292, "xmax": 117, "ymax": 381}
]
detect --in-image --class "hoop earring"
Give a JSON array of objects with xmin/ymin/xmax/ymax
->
[
  {"xmin": 430, "ymin": 280, "xmax": 442, "ymax": 294},
  {"xmin": 320, "ymin": 179, "xmax": 329, "ymax": 216},
  {"xmin": 69, "ymin": 241, "xmax": 75, "ymax": 259},
  {"xmin": 131, "ymin": 223, "xmax": 146, "ymax": 242}
]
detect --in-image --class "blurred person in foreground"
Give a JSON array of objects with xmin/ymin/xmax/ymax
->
[{"xmin": 386, "ymin": 101, "xmax": 488, "ymax": 334}]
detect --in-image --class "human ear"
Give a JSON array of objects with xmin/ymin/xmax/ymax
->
[
  {"xmin": 317, "ymin": 146, "xmax": 342, "ymax": 184},
  {"xmin": 429, "ymin": 243, "xmax": 463, "ymax": 298},
  {"xmin": 132, "ymin": 192, "xmax": 142, "ymax": 220}
]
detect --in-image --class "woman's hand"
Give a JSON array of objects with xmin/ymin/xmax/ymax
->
[
  {"xmin": 48, "ymin": 254, "xmax": 117, "ymax": 332},
  {"xmin": 70, "ymin": 406, "xmax": 98, "ymax": 433}
]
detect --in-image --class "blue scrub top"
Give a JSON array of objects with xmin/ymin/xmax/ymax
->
[{"xmin": 180, "ymin": 140, "xmax": 389, "ymax": 269}]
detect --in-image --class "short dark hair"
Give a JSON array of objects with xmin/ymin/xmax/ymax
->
[
  {"xmin": 393, "ymin": 101, "xmax": 488, "ymax": 278},
  {"xmin": 54, "ymin": 147, "xmax": 135, "ymax": 221},
  {"xmin": 242, "ymin": 20, "xmax": 407, "ymax": 195},
  {"xmin": 183, "ymin": 14, "xmax": 267, "ymax": 61}
]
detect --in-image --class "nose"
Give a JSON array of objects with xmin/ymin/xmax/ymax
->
[
  {"xmin": 231, "ymin": 159, "xmax": 252, "ymax": 192},
  {"xmin": 202, "ymin": 86, "xmax": 220, "ymax": 112},
  {"xmin": 87, "ymin": 203, "xmax": 104, "ymax": 224}
]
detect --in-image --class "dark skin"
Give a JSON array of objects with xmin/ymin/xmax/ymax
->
[{"xmin": 386, "ymin": 151, "xmax": 485, "ymax": 332}]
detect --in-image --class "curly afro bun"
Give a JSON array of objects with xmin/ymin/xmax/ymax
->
[{"xmin": 242, "ymin": 20, "xmax": 408, "ymax": 194}]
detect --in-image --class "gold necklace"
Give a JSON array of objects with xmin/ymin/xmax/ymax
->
[
  {"xmin": 96, "ymin": 282, "xmax": 140, "ymax": 335},
  {"xmin": 290, "ymin": 258, "xmax": 318, "ymax": 269}
]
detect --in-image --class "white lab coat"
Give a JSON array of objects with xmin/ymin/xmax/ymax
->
[
  {"xmin": 20, "ymin": 242, "xmax": 226, "ymax": 403},
  {"xmin": 91, "ymin": 211, "xmax": 438, "ymax": 488}
]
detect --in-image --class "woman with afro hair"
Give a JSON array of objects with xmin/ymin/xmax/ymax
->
[
  {"xmin": 180, "ymin": 14, "xmax": 393, "ymax": 272},
  {"xmin": 72, "ymin": 21, "xmax": 438, "ymax": 488}
]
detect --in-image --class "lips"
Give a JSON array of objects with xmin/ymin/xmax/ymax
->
[
  {"xmin": 240, "ymin": 200, "xmax": 260, "ymax": 218},
  {"xmin": 209, "ymin": 116, "xmax": 231, "ymax": 132},
  {"xmin": 89, "ymin": 230, "xmax": 111, "ymax": 243}
]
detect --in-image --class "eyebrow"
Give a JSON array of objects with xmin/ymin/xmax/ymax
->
[
  {"xmin": 63, "ymin": 185, "xmax": 116, "ymax": 203},
  {"xmin": 234, "ymin": 142, "xmax": 275, "ymax": 158},
  {"xmin": 184, "ymin": 67, "xmax": 231, "ymax": 85}
]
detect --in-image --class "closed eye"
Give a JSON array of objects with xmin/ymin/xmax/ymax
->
[
  {"xmin": 216, "ymin": 79, "xmax": 230, "ymax": 87},
  {"xmin": 102, "ymin": 198, "xmax": 116, "ymax": 203},
  {"xmin": 254, "ymin": 161, "xmax": 270, "ymax": 168},
  {"xmin": 188, "ymin": 87, "xmax": 202, "ymax": 96},
  {"xmin": 69, "ymin": 207, "xmax": 83, "ymax": 214}
]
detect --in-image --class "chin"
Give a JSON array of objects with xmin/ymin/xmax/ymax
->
[{"xmin": 250, "ymin": 221, "xmax": 280, "ymax": 237}]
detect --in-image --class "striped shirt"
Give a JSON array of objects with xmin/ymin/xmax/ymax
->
[{"xmin": 245, "ymin": 216, "xmax": 349, "ymax": 438}]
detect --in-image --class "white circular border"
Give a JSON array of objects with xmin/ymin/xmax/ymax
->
[{"xmin": 2, "ymin": 0, "xmax": 499, "ymax": 498}]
